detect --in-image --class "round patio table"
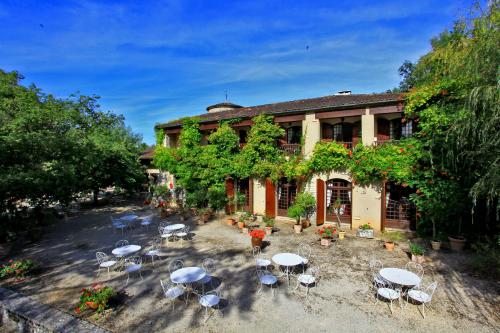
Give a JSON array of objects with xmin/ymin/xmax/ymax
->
[
  {"xmin": 163, "ymin": 223, "xmax": 185, "ymax": 232},
  {"xmin": 119, "ymin": 214, "xmax": 138, "ymax": 222},
  {"xmin": 112, "ymin": 244, "xmax": 141, "ymax": 258},
  {"xmin": 170, "ymin": 267, "xmax": 206, "ymax": 284},
  {"xmin": 379, "ymin": 268, "xmax": 421, "ymax": 287},
  {"xmin": 272, "ymin": 253, "xmax": 304, "ymax": 285}
]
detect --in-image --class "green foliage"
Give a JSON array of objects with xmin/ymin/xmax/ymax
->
[
  {"xmin": 207, "ymin": 184, "xmax": 228, "ymax": 210},
  {"xmin": 409, "ymin": 243, "xmax": 425, "ymax": 256},
  {"xmin": 359, "ymin": 223, "xmax": 372, "ymax": 230},
  {"xmin": 471, "ymin": 237, "xmax": 500, "ymax": 279},
  {"xmin": 383, "ymin": 231, "xmax": 405, "ymax": 243},
  {"xmin": 307, "ymin": 141, "xmax": 350, "ymax": 174},
  {"xmin": 287, "ymin": 191, "xmax": 316, "ymax": 224},
  {"xmin": 154, "ymin": 127, "xmax": 165, "ymax": 146},
  {"xmin": 0, "ymin": 70, "xmax": 145, "ymax": 236},
  {"xmin": 263, "ymin": 216, "xmax": 275, "ymax": 227},
  {"xmin": 77, "ymin": 284, "xmax": 116, "ymax": 314},
  {"xmin": 0, "ymin": 259, "xmax": 38, "ymax": 279}
]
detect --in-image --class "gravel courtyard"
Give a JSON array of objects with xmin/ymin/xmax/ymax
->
[{"xmin": 2, "ymin": 200, "xmax": 499, "ymax": 333}]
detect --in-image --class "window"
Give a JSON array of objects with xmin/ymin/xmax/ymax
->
[
  {"xmin": 389, "ymin": 119, "xmax": 413, "ymax": 139},
  {"xmin": 286, "ymin": 126, "xmax": 302, "ymax": 144},
  {"xmin": 332, "ymin": 123, "xmax": 353, "ymax": 142},
  {"xmin": 239, "ymin": 130, "xmax": 247, "ymax": 144},
  {"xmin": 401, "ymin": 120, "xmax": 413, "ymax": 138}
]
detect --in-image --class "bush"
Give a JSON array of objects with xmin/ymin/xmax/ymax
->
[
  {"xmin": 76, "ymin": 284, "xmax": 116, "ymax": 314},
  {"xmin": 410, "ymin": 243, "xmax": 425, "ymax": 256},
  {"xmin": 471, "ymin": 238, "xmax": 500, "ymax": 279},
  {"xmin": 287, "ymin": 192, "xmax": 316, "ymax": 224},
  {"xmin": 0, "ymin": 259, "xmax": 38, "ymax": 279}
]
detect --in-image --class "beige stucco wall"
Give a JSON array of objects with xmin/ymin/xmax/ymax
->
[
  {"xmin": 351, "ymin": 182, "xmax": 383, "ymax": 230},
  {"xmin": 302, "ymin": 113, "xmax": 321, "ymax": 157},
  {"xmin": 361, "ymin": 108, "xmax": 375, "ymax": 146},
  {"xmin": 252, "ymin": 179, "xmax": 266, "ymax": 215}
]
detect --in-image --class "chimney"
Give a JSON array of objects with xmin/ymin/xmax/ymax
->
[
  {"xmin": 336, "ymin": 90, "xmax": 352, "ymax": 95},
  {"xmin": 206, "ymin": 102, "xmax": 243, "ymax": 113}
]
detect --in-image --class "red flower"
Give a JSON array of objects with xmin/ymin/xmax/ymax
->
[
  {"xmin": 348, "ymin": 150, "xmax": 353, "ymax": 157},
  {"xmin": 249, "ymin": 229, "xmax": 265, "ymax": 239},
  {"xmin": 343, "ymin": 144, "xmax": 348, "ymax": 148},
  {"xmin": 400, "ymin": 148, "xmax": 405, "ymax": 153},
  {"xmin": 74, "ymin": 307, "xmax": 81, "ymax": 313}
]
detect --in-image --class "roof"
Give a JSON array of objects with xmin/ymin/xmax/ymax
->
[
  {"xmin": 206, "ymin": 102, "xmax": 243, "ymax": 111},
  {"xmin": 139, "ymin": 147, "xmax": 155, "ymax": 160},
  {"xmin": 156, "ymin": 92, "xmax": 403, "ymax": 129}
]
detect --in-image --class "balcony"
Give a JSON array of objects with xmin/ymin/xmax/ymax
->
[{"xmin": 278, "ymin": 143, "xmax": 302, "ymax": 154}]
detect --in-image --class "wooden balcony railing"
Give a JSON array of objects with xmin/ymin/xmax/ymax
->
[
  {"xmin": 320, "ymin": 139, "xmax": 353, "ymax": 149},
  {"xmin": 278, "ymin": 143, "xmax": 302, "ymax": 154}
]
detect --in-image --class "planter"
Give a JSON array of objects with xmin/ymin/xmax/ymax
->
[
  {"xmin": 237, "ymin": 221, "xmax": 245, "ymax": 229},
  {"xmin": 302, "ymin": 219, "xmax": 311, "ymax": 229},
  {"xmin": 431, "ymin": 240, "xmax": 442, "ymax": 251},
  {"xmin": 227, "ymin": 218, "xmax": 236, "ymax": 226},
  {"xmin": 251, "ymin": 237, "xmax": 263, "ymax": 248},
  {"xmin": 448, "ymin": 236, "xmax": 466, "ymax": 251},
  {"xmin": 320, "ymin": 238, "xmax": 332, "ymax": 247},
  {"xmin": 242, "ymin": 227, "xmax": 249, "ymax": 235},
  {"xmin": 85, "ymin": 301, "xmax": 98, "ymax": 310},
  {"xmin": 265, "ymin": 226, "xmax": 273, "ymax": 235},
  {"xmin": 356, "ymin": 229, "xmax": 374, "ymax": 238},
  {"xmin": 411, "ymin": 254, "xmax": 425, "ymax": 264},
  {"xmin": 294, "ymin": 224, "xmax": 302, "ymax": 234},
  {"xmin": 338, "ymin": 231, "xmax": 346, "ymax": 240},
  {"xmin": 385, "ymin": 241, "xmax": 395, "ymax": 251}
]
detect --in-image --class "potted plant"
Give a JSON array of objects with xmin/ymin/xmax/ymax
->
[
  {"xmin": 75, "ymin": 284, "xmax": 116, "ymax": 315},
  {"xmin": 383, "ymin": 231, "xmax": 404, "ymax": 251},
  {"xmin": 317, "ymin": 225, "xmax": 337, "ymax": 246},
  {"xmin": 238, "ymin": 211, "xmax": 251, "ymax": 229},
  {"xmin": 338, "ymin": 229, "xmax": 346, "ymax": 240},
  {"xmin": 448, "ymin": 235, "xmax": 466, "ymax": 251},
  {"xmin": 227, "ymin": 216, "xmax": 236, "ymax": 226},
  {"xmin": 263, "ymin": 216, "xmax": 275, "ymax": 235},
  {"xmin": 410, "ymin": 243, "xmax": 425, "ymax": 264},
  {"xmin": 356, "ymin": 223, "xmax": 374, "ymax": 238},
  {"xmin": 287, "ymin": 192, "xmax": 316, "ymax": 234},
  {"xmin": 249, "ymin": 229, "xmax": 265, "ymax": 248},
  {"xmin": 197, "ymin": 208, "xmax": 211, "ymax": 225}
]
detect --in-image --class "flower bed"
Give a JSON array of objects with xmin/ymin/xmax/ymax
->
[
  {"xmin": 0, "ymin": 259, "xmax": 38, "ymax": 280},
  {"xmin": 75, "ymin": 284, "xmax": 116, "ymax": 314}
]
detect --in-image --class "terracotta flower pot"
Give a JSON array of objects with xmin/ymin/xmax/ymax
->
[
  {"xmin": 251, "ymin": 237, "xmax": 263, "ymax": 248},
  {"xmin": 302, "ymin": 219, "xmax": 310, "ymax": 229},
  {"xmin": 385, "ymin": 241, "xmax": 395, "ymax": 251},
  {"xmin": 338, "ymin": 231, "xmax": 345, "ymax": 240},
  {"xmin": 237, "ymin": 221, "xmax": 245, "ymax": 229},
  {"xmin": 431, "ymin": 240, "xmax": 441, "ymax": 251},
  {"xmin": 448, "ymin": 237, "xmax": 466, "ymax": 251},
  {"xmin": 411, "ymin": 254, "xmax": 425, "ymax": 264},
  {"xmin": 85, "ymin": 301, "xmax": 98, "ymax": 310},
  {"xmin": 320, "ymin": 238, "xmax": 331, "ymax": 246},
  {"xmin": 265, "ymin": 226, "xmax": 272, "ymax": 235},
  {"xmin": 227, "ymin": 218, "xmax": 236, "ymax": 226},
  {"xmin": 294, "ymin": 224, "xmax": 302, "ymax": 234}
]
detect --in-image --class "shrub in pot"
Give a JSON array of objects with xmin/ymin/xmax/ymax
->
[
  {"xmin": 263, "ymin": 216, "xmax": 275, "ymax": 235},
  {"xmin": 383, "ymin": 231, "xmax": 404, "ymax": 251},
  {"xmin": 287, "ymin": 192, "xmax": 316, "ymax": 234},
  {"xmin": 356, "ymin": 223, "xmax": 374, "ymax": 238},
  {"xmin": 410, "ymin": 243, "xmax": 425, "ymax": 264},
  {"xmin": 448, "ymin": 236, "xmax": 466, "ymax": 251}
]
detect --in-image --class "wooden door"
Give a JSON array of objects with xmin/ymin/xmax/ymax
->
[
  {"xmin": 325, "ymin": 179, "xmax": 352, "ymax": 225},
  {"xmin": 265, "ymin": 179, "xmax": 276, "ymax": 218},
  {"xmin": 277, "ymin": 179, "xmax": 297, "ymax": 216},
  {"xmin": 316, "ymin": 179, "xmax": 325, "ymax": 225}
]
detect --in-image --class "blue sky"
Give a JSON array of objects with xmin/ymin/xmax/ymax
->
[{"xmin": 0, "ymin": 0, "xmax": 473, "ymax": 144}]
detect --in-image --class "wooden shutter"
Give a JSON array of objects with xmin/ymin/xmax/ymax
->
[
  {"xmin": 377, "ymin": 118, "xmax": 390, "ymax": 141},
  {"xmin": 265, "ymin": 179, "xmax": 276, "ymax": 218},
  {"xmin": 322, "ymin": 123, "xmax": 333, "ymax": 140},
  {"xmin": 352, "ymin": 121, "xmax": 361, "ymax": 146},
  {"xmin": 316, "ymin": 179, "xmax": 325, "ymax": 225},
  {"xmin": 225, "ymin": 178, "xmax": 235, "ymax": 214}
]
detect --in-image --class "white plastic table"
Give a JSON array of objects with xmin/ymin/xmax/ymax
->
[
  {"xmin": 163, "ymin": 223, "xmax": 185, "ymax": 232},
  {"xmin": 272, "ymin": 253, "xmax": 304, "ymax": 285},
  {"xmin": 379, "ymin": 268, "xmax": 421, "ymax": 287},
  {"xmin": 170, "ymin": 267, "xmax": 206, "ymax": 284},
  {"xmin": 112, "ymin": 244, "xmax": 141, "ymax": 258}
]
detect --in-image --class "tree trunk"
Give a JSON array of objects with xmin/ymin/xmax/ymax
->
[{"xmin": 93, "ymin": 189, "xmax": 99, "ymax": 206}]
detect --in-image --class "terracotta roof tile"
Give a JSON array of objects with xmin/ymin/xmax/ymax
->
[{"xmin": 156, "ymin": 93, "xmax": 403, "ymax": 129}]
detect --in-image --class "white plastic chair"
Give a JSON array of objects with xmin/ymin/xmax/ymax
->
[
  {"xmin": 297, "ymin": 243, "xmax": 311, "ymax": 266},
  {"xmin": 160, "ymin": 279, "xmax": 185, "ymax": 311},
  {"xmin": 168, "ymin": 259, "xmax": 184, "ymax": 274},
  {"xmin": 96, "ymin": 252, "xmax": 117, "ymax": 279},
  {"xmin": 111, "ymin": 216, "xmax": 126, "ymax": 234},
  {"xmin": 124, "ymin": 256, "xmax": 142, "ymax": 284},
  {"xmin": 252, "ymin": 246, "xmax": 271, "ymax": 270},
  {"xmin": 175, "ymin": 226, "xmax": 190, "ymax": 246},
  {"xmin": 146, "ymin": 237, "xmax": 161, "ymax": 266},
  {"xmin": 406, "ymin": 281, "xmax": 437, "ymax": 318},
  {"xmin": 198, "ymin": 282, "xmax": 223, "ymax": 322},
  {"xmin": 376, "ymin": 279, "xmax": 401, "ymax": 314},
  {"xmin": 257, "ymin": 269, "xmax": 278, "ymax": 297},
  {"xmin": 295, "ymin": 266, "xmax": 319, "ymax": 297}
]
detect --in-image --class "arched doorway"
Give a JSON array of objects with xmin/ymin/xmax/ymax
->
[{"xmin": 326, "ymin": 179, "xmax": 352, "ymax": 225}]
